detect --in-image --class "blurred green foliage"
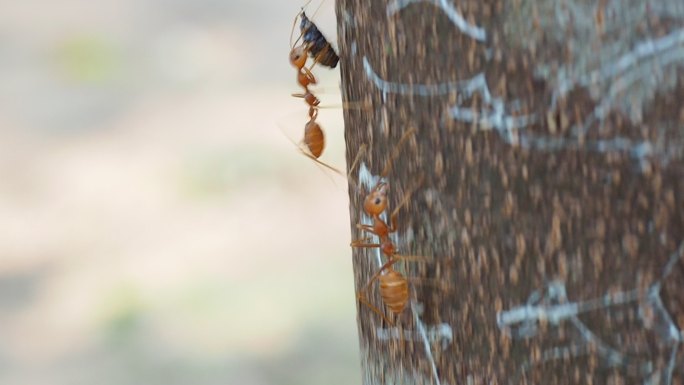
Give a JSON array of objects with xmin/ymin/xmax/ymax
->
[{"xmin": 55, "ymin": 36, "xmax": 121, "ymax": 84}]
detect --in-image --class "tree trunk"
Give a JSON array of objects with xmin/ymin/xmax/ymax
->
[{"xmin": 336, "ymin": 1, "xmax": 684, "ymax": 384}]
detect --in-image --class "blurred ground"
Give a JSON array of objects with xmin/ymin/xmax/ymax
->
[{"xmin": 0, "ymin": 0, "xmax": 359, "ymax": 384}]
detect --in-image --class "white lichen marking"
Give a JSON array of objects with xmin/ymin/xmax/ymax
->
[
  {"xmin": 412, "ymin": 302, "xmax": 444, "ymax": 385},
  {"xmin": 497, "ymin": 241, "xmax": 684, "ymax": 384},
  {"xmin": 387, "ymin": 0, "xmax": 486, "ymax": 42},
  {"xmin": 363, "ymin": 55, "xmax": 664, "ymax": 169},
  {"xmin": 376, "ymin": 322, "xmax": 453, "ymax": 350}
]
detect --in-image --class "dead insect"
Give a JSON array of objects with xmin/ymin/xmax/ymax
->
[{"xmin": 299, "ymin": 11, "xmax": 339, "ymax": 68}]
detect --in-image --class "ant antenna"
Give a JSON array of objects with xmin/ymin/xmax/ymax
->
[
  {"xmin": 290, "ymin": 0, "xmax": 314, "ymax": 48},
  {"xmin": 347, "ymin": 144, "xmax": 367, "ymax": 178},
  {"xmin": 381, "ymin": 127, "xmax": 417, "ymax": 177},
  {"xmin": 290, "ymin": 0, "xmax": 327, "ymax": 49},
  {"xmin": 345, "ymin": 144, "xmax": 370, "ymax": 195},
  {"xmin": 309, "ymin": 0, "xmax": 326, "ymax": 24}
]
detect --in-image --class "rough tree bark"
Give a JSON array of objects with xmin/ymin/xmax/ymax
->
[{"xmin": 336, "ymin": 1, "xmax": 684, "ymax": 384}]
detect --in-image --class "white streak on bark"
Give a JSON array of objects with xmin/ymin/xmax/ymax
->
[{"xmin": 387, "ymin": 0, "xmax": 486, "ymax": 42}]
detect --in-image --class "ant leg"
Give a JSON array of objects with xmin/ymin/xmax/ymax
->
[
  {"xmin": 350, "ymin": 240, "xmax": 381, "ymax": 248},
  {"xmin": 387, "ymin": 191, "xmax": 412, "ymax": 233},
  {"xmin": 357, "ymin": 292, "xmax": 394, "ymax": 326},
  {"xmin": 351, "ymin": 227, "xmax": 379, "ymax": 246},
  {"xmin": 296, "ymin": 145, "xmax": 342, "ymax": 174},
  {"xmin": 393, "ymin": 254, "xmax": 429, "ymax": 262},
  {"xmin": 360, "ymin": 258, "xmax": 400, "ymax": 293},
  {"xmin": 289, "ymin": 5, "xmax": 306, "ymax": 48},
  {"xmin": 356, "ymin": 258, "xmax": 401, "ymax": 326},
  {"xmin": 280, "ymin": 125, "xmax": 342, "ymax": 175},
  {"xmin": 345, "ymin": 144, "xmax": 368, "ymax": 195},
  {"xmin": 301, "ymin": 67, "xmax": 317, "ymax": 85},
  {"xmin": 356, "ymin": 223, "xmax": 377, "ymax": 234},
  {"xmin": 308, "ymin": 44, "xmax": 333, "ymax": 71},
  {"xmin": 406, "ymin": 277, "xmax": 441, "ymax": 286},
  {"xmin": 387, "ymin": 175, "xmax": 425, "ymax": 232},
  {"xmin": 297, "ymin": 67, "xmax": 317, "ymax": 86},
  {"xmin": 348, "ymin": 144, "xmax": 367, "ymax": 175},
  {"xmin": 289, "ymin": 0, "xmax": 317, "ymax": 48},
  {"xmin": 309, "ymin": 55, "xmax": 319, "ymax": 71}
]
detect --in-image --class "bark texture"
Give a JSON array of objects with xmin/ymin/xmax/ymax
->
[{"xmin": 337, "ymin": 1, "xmax": 684, "ymax": 384}]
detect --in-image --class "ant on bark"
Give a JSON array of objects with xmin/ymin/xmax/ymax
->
[{"xmin": 348, "ymin": 128, "xmax": 425, "ymax": 326}]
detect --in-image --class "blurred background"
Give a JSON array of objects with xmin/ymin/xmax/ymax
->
[{"xmin": 0, "ymin": 0, "xmax": 359, "ymax": 384}]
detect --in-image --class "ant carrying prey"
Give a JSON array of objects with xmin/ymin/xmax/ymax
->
[{"xmin": 288, "ymin": 2, "xmax": 342, "ymax": 172}]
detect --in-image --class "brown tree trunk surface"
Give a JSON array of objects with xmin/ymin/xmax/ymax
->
[{"xmin": 336, "ymin": 1, "xmax": 684, "ymax": 384}]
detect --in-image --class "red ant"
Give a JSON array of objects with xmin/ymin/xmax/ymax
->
[{"xmin": 348, "ymin": 128, "xmax": 425, "ymax": 325}]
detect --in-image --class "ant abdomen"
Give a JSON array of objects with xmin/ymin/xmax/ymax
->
[
  {"xmin": 380, "ymin": 269, "xmax": 409, "ymax": 314},
  {"xmin": 304, "ymin": 120, "xmax": 324, "ymax": 158}
]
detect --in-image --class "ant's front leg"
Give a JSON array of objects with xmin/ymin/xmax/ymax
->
[
  {"xmin": 299, "ymin": 67, "xmax": 316, "ymax": 85},
  {"xmin": 356, "ymin": 214, "xmax": 391, "ymax": 239},
  {"xmin": 387, "ymin": 175, "xmax": 425, "ymax": 232},
  {"xmin": 308, "ymin": 45, "xmax": 333, "ymax": 71}
]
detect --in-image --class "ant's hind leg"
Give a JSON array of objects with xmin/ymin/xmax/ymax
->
[
  {"xmin": 357, "ymin": 292, "xmax": 394, "ymax": 326},
  {"xmin": 296, "ymin": 145, "xmax": 342, "ymax": 175},
  {"xmin": 355, "ymin": 258, "xmax": 399, "ymax": 326},
  {"xmin": 359, "ymin": 258, "xmax": 399, "ymax": 294}
]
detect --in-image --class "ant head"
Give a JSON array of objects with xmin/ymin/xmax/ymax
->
[
  {"xmin": 363, "ymin": 182, "xmax": 389, "ymax": 216},
  {"xmin": 290, "ymin": 46, "xmax": 308, "ymax": 69}
]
